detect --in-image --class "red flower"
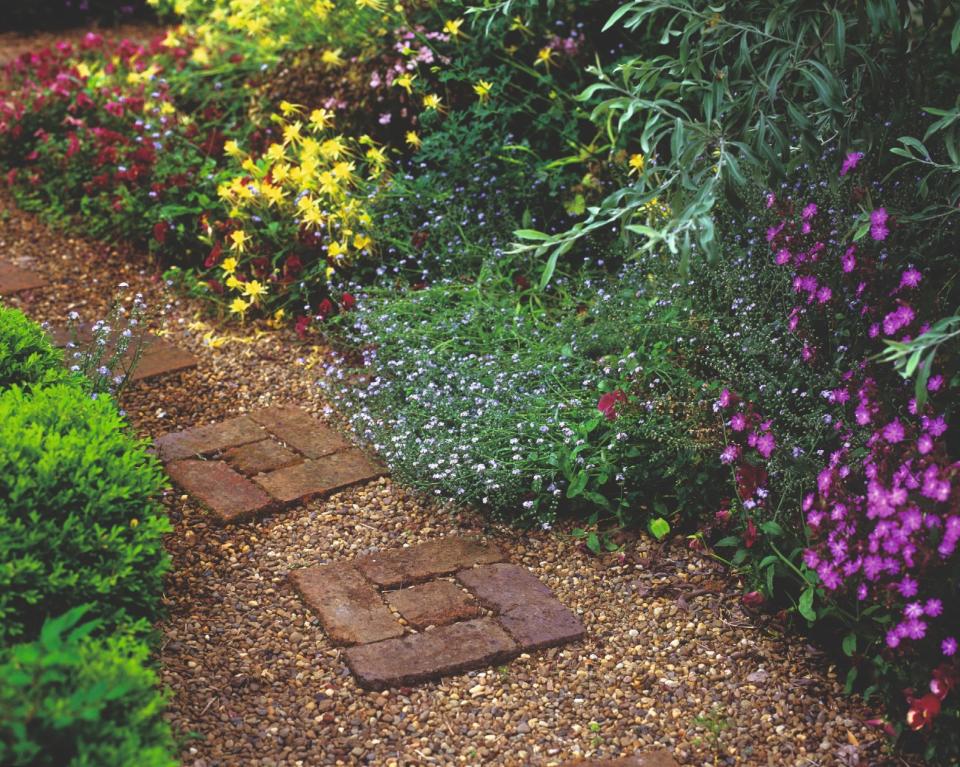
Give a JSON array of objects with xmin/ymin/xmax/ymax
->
[
  {"xmin": 204, "ymin": 241, "xmax": 222, "ymax": 269},
  {"xmin": 153, "ymin": 221, "xmax": 168, "ymax": 245},
  {"xmin": 318, "ymin": 298, "xmax": 334, "ymax": 319},
  {"xmin": 906, "ymin": 693, "xmax": 941, "ymax": 731},
  {"xmin": 206, "ymin": 279, "xmax": 224, "ymax": 295},
  {"xmin": 597, "ymin": 389, "xmax": 627, "ymax": 420},
  {"xmin": 743, "ymin": 519, "xmax": 758, "ymax": 548},
  {"xmin": 514, "ymin": 274, "xmax": 531, "ymax": 290},
  {"xmin": 295, "ymin": 315, "xmax": 311, "ymax": 338},
  {"xmin": 341, "ymin": 292, "xmax": 356, "ymax": 310},
  {"xmin": 742, "ymin": 591, "xmax": 764, "ymax": 608},
  {"xmin": 735, "ymin": 463, "xmax": 768, "ymax": 499}
]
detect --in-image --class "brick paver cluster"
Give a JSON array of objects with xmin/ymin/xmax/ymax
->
[
  {"xmin": 157, "ymin": 406, "xmax": 385, "ymax": 522},
  {"xmin": 290, "ymin": 537, "xmax": 586, "ymax": 690},
  {"xmin": 48, "ymin": 324, "xmax": 198, "ymax": 382},
  {"xmin": 0, "ymin": 260, "xmax": 46, "ymax": 294}
]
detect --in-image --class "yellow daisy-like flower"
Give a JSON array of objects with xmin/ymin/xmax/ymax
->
[
  {"xmin": 327, "ymin": 241, "xmax": 347, "ymax": 259},
  {"xmin": 628, "ymin": 152, "xmax": 646, "ymax": 175},
  {"xmin": 394, "ymin": 72, "xmax": 416, "ymax": 94},
  {"xmin": 353, "ymin": 234, "xmax": 372, "ymax": 251},
  {"xmin": 226, "ymin": 274, "xmax": 243, "ymax": 290},
  {"xmin": 321, "ymin": 48, "xmax": 345, "ymax": 67},
  {"xmin": 221, "ymin": 256, "xmax": 238, "ymax": 274},
  {"xmin": 161, "ymin": 30, "xmax": 182, "ymax": 48},
  {"xmin": 422, "ymin": 94, "xmax": 443, "ymax": 111},
  {"xmin": 76, "ymin": 62, "xmax": 92, "ymax": 78},
  {"xmin": 355, "ymin": 0, "xmax": 385, "ymax": 10},
  {"xmin": 279, "ymin": 100, "xmax": 304, "ymax": 117},
  {"xmin": 243, "ymin": 280, "xmax": 268, "ymax": 300},
  {"xmin": 282, "ymin": 120, "xmax": 304, "ymax": 146},
  {"xmin": 309, "ymin": 108, "xmax": 334, "ymax": 132},
  {"xmin": 265, "ymin": 143, "xmax": 286, "ymax": 162},
  {"xmin": 224, "ymin": 139, "xmax": 242, "ymax": 157},
  {"xmin": 229, "ymin": 297, "xmax": 250, "ymax": 315},
  {"xmin": 534, "ymin": 46, "xmax": 556, "ymax": 70},
  {"xmin": 443, "ymin": 18, "xmax": 464, "ymax": 38},
  {"xmin": 229, "ymin": 230, "xmax": 249, "ymax": 252},
  {"xmin": 405, "ymin": 131, "xmax": 421, "ymax": 148},
  {"xmin": 473, "ymin": 79, "xmax": 493, "ymax": 103}
]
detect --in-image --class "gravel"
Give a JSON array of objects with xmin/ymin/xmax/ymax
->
[{"xmin": 0, "ymin": 162, "xmax": 912, "ymax": 765}]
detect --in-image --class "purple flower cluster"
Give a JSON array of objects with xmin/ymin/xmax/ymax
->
[{"xmin": 764, "ymin": 153, "xmax": 958, "ymax": 723}]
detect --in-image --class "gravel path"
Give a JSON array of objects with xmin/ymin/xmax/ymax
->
[{"xmin": 0, "ymin": 173, "xmax": 908, "ymax": 763}]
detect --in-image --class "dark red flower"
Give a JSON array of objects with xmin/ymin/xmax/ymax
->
[
  {"xmin": 514, "ymin": 274, "xmax": 531, "ymax": 290},
  {"xmin": 153, "ymin": 221, "xmax": 168, "ymax": 245},
  {"xmin": 906, "ymin": 693, "xmax": 941, "ymax": 731},
  {"xmin": 341, "ymin": 292, "xmax": 356, "ymax": 310},
  {"xmin": 204, "ymin": 241, "xmax": 222, "ymax": 269},
  {"xmin": 295, "ymin": 315, "xmax": 311, "ymax": 338},
  {"xmin": 736, "ymin": 463, "xmax": 768, "ymax": 499},
  {"xmin": 742, "ymin": 591, "xmax": 764, "ymax": 608},
  {"xmin": 206, "ymin": 279, "xmax": 224, "ymax": 295},
  {"xmin": 743, "ymin": 519, "xmax": 758, "ymax": 548},
  {"xmin": 318, "ymin": 298, "xmax": 334, "ymax": 319},
  {"xmin": 597, "ymin": 389, "xmax": 627, "ymax": 420}
]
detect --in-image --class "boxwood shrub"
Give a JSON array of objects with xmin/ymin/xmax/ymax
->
[
  {"xmin": 0, "ymin": 606, "xmax": 176, "ymax": 767},
  {"xmin": 0, "ymin": 305, "xmax": 68, "ymax": 390},
  {"xmin": 0, "ymin": 382, "xmax": 170, "ymax": 643}
]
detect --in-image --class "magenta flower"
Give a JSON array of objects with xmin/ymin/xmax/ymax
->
[
  {"xmin": 925, "ymin": 599, "xmax": 943, "ymax": 617},
  {"xmin": 756, "ymin": 432, "xmax": 776, "ymax": 458},
  {"xmin": 882, "ymin": 420, "xmax": 905, "ymax": 443},
  {"xmin": 944, "ymin": 637, "xmax": 958, "ymax": 657},
  {"xmin": 899, "ymin": 268, "xmax": 922, "ymax": 290},
  {"xmin": 870, "ymin": 208, "xmax": 889, "ymax": 241},
  {"xmin": 802, "ymin": 202, "xmax": 818, "ymax": 219},
  {"xmin": 720, "ymin": 444, "xmax": 740, "ymax": 464},
  {"xmin": 840, "ymin": 151, "xmax": 864, "ymax": 176},
  {"xmin": 841, "ymin": 245, "xmax": 856, "ymax": 273},
  {"xmin": 730, "ymin": 413, "xmax": 747, "ymax": 431},
  {"xmin": 927, "ymin": 374, "xmax": 943, "ymax": 392}
]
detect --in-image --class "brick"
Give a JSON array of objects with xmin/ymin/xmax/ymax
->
[
  {"xmin": 0, "ymin": 261, "xmax": 45, "ymax": 294},
  {"xmin": 457, "ymin": 563, "xmax": 585, "ymax": 650},
  {"xmin": 289, "ymin": 564, "xmax": 403, "ymax": 646},
  {"xmin": 224, "ymin": 439, "xmax": 301, "ymax": 476},
  {"xmin": 48, "ymin": 326, "xmax": 198, "ymax": 382},
  {"xmin": 254, "ymin": 449, "xmax": 386, "ymax": 504},
  {"xmin": 154, "ymin": 416, "xmax": 266, "ymax": 462},
  {"xmin": 343, "ymin": 617, "xmax": 517, "ymax": 690},
  {"xmin": 356, "ymin": 537, "xmax": 506, "ymax": 588},
  {"xmin": 250, "ymin": 405, "xmax": 351, "ymax": 458},
  {"xmin": 165, "ymin": 459, "xmax": 274, "ymax": 522},
  {"xmin": 385, "ymin": 580, "xmax": 481, "ymax": 630},
  {"xmin": 560, "ymin": 753, "xmax": 680, "ymax": 767}
]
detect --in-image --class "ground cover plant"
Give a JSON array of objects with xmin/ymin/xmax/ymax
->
[
  {"xmin": 1, "ymin": 0, "xmax": 959, "ymax": 762},
  {"xmin": 0, "ymin": 305, "xmax": 174, "ymax": 766}
]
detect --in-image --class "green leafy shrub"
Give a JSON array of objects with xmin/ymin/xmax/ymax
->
[
  {"xmin": 0, "ymin": 383, "xmax": 170, "ymax": 644},
  {"xmin": 0, "ymin": 306, "xmax": 67, "ymax": 390},
  {"xmin": 0, "ymin": 606, "xmax": 175, "ymax": 767}
]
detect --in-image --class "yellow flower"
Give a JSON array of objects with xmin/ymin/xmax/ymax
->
[
  {"xmin": 321, "ymin": 48, "xmax": 345, "ymax": 67},
  {"xmin": 226, "ymin": 274, "xmax": 243, "ymax": 290},
  {"xmin": 76, "ymin": 62, "xmax": 91, "ymax": 78},
  {"xmin": 422, "ymin": 94, "xmax": 443, "ymax": 111},
  {"xmin": 327, "ymin": 241, "xmax": 347, "ymax": 259},
  {"xmin": 355, "ymin": 0, "xmax": 385, "ymax": 9},
  {"xmin": 394, "ymin": 72, "xmax": 416, "ymax": 94},
  {"xmin": 191, "ymin": 46, "xmax": 210, "ymax": 66},
  {"xmin": 162, "ymin": 30, "xmax": 181, "ymax": 48},
  {"xmin": 282, "ymin": 120, "xmax": 303, "ymax": 145},
  {"xmin": 224, "ymin": 139, "xmax": 242, "ymax": 157},
  {"xmin": 159, "ymin": 101, "xmax": 176, "ymax": 116},
  {"xmin": 221, "ymin": 256, "xmax": 238, "ymax": 274},
  {"xmin": 443, "ymin": 18, "xmax": 464, "ymax": 38},
  {"xmin": 365, "ymin": 146, "xmax": 387, "ymax": 166},
  {"xmin": 534, "ymin": 46, "xmax": 557, "ymax": 70},
  {"xmin": 509, "ymin": 15, "xmax": 532, "ymax": 36},
  {"xmin": 302, "ymin": 204, "xmax": 326, "ymax": 229},
  {"xmin": 325, "ymin": 265, "xmax": 336, "ymax": 281},
  {"xmin": 353, "ymin": 234, "xmax": 372, "ymax": 251},
  {"xmin": 229, "ymin": 230, "xmax": 249, "ymax": 252},
  {"xmin": 259, "ymin": 182, "xmax": 285, "ymax": 206},
  {"xmin": 266, "ymin": 143, "xmax": 286, "ymax": 162},
  {"xmin": 279, "ymin": 100, "xmax": 304, "ymax": 116},
  {"xmin": 405, "ymin": 131, "xmax": 422, "ymax": 148},
  {"xmin": 309, "ymin": 108, "xmax": 334, "ymax": 132},
  {"xmin": 312, "ymin": 0, "xmax": 334, "ymax": 17},
  {"xmin": 229, "ymin": 297, "xmax": 250, "ymax": 315},
  {"xmin": 628, "ymin": 152, "xmax": 646, "ymax": 175},
  {"xmin": 130, "ymin": 518, "xmax": 139, "ymax": 528},
  {"xmin": 473, "ymin": 79, "xmax": 493, "ymax": 103},
  {"xmin": 243, "ymin": 280, "xmax": 268, "ymax": 300}
]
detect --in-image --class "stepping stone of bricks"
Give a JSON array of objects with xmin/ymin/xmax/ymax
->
[
  {"xmin": 156, "ymin": 406, "xmax": 386, "ymax": 522},
  {"xmin": 458, "ymin": 562, "xmax": 587, "ymax": 650},
  {"xmin": 48, "ymin": 325, "xmax": 198, "ymax": 383},
  {"xmin": 343, "ymin": 618, "xmax": 518, "ymax": 691},
  {"xmin": 384, "ymin": 580, "xmax": 482, "ymax": 630},
  {"xmin": 0, "ymin": 261, "xmax": 45, "ymax": 294},
  {"xmin": 561, "ymin": 753, "xmax": 680, "ymax": 767},
  {"xmin": 355, "ymin": 536, "xmax": 507, "ymax": 588},
  {"xmin": 165, "ymin": 460, "xmax": 275, "ymax": 523},
  {"xmin": 291, "ymin": 537, "xmax": 584, "ymax": 689}
]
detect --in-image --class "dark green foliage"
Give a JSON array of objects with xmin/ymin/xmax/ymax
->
[
  {"xmin": 0, "ymin": 607, "xmax": 176, "ymax": 767},
  {"xmin": 0, "ymin": 305, "xmax": 68, "ymax": 390},
  {"xmin": 0, "ymin": 383, "xmax": 170, "ymax": 644}
]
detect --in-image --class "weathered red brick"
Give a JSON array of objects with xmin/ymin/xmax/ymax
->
[
  {"xmin": 250, "ymin": 405, "xmax": 350, "ymax": 458},
  {"xmin": 48, "ymin": 326, "xmax": 198, "ymax": 382},
  {"xmin": 165, "ymin": 459, "xmax": 274, "ymax": 522},
  {"xmin": 0, "ymin": 261, "xmax": 45, "ymax": 294},
  {"xmin": 385, "ymin": 580, "xmax": 481, "ymax": 630},
  {"xmin": 343, "ymin": 617, "xmax": 517, "ymax": 690},
  {"xmin": 224, "ymin": 439, "xmax": 301, "ymax": 476},
  {"xmin": 289, "ymin": 564, "xmax": 403, "ymax": 646},
  {"xmin": 356, "ymin": 537, "xmax": 506, "ymax": 588},
  {"xmin": 457, "ymin": 563, "xmax": 585, "ymax": 650},
  {"xmin": 254, "ymin": 449, "xmax": 386, "ymax": 504},
  {"xmin": 154, "ymin": 416, "xmax": 266, "ymax": 462}
]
